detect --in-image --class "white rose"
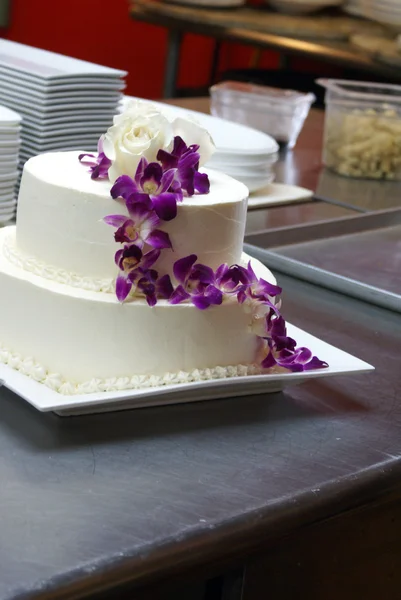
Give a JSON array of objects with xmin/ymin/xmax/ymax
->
[
  {"xmin": 104, "ymin": 100, "xmax": 174, "ymax": 183},
  {"xmin": 171, "ymin": 116, "xmax": 216, "ymax": 166}
]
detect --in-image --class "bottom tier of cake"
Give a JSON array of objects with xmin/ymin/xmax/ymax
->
[{"xmin": 0, "ymin": 227, "xmax": 277, "ymax": 395}]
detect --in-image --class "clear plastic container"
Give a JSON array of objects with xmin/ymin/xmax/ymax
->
[
  {"xmin": 319, "ymin": 78, "xmax": 401, "ymax": 180},
  {"xmin": 209, "ymin": 81, "xmax": 315, "ymax": 149}
]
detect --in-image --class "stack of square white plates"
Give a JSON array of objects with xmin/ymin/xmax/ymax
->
[
  {"xmin": 121, "ymin": 96, "xmax": 280, "ymax": 193},
  {"xmin": 0, "ymin": 39, "xmax": 126, "ymax": 192},
  {"xmin": 0, "ymin": 105, "xmax": 21, "ymax": 224}
]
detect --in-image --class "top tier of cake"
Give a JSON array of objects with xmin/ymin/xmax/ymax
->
[{"xmin": 15, "ymin": 151, "xmax": 249, "ymax": 280}]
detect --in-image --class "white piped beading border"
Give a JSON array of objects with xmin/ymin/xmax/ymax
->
[
  {"xmin": 2, "ymin": 231, "xmax": 115, "ymax": 293},
  {"xmin": 0, "ymin": 342, "xmax": 267, "ymax": 396}
]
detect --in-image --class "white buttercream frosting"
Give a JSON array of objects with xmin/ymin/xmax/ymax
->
[
  {"xmin": 0, "ymin": 226, "xmax": 277, "ymax": 390},
  {"xmin": 0, "ymin": 341, "xmax": 266, "ymax": 395},
  {"xmin": 3, "ymin": 229, "xmax": 115, "ymax": 293},
  {"xmin": 15, "ymin": 151, "xmax": 248, "ymax": 280}
]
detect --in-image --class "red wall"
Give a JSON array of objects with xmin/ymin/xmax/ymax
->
[
  {"xmin": 0, "ymin": 0, "xmax": 225, "ymax": 98},
  {"xmin": 0, "ymin": 0, "xmax": 279, "ymax": 99}
]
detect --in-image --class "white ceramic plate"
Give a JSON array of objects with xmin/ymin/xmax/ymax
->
[
  {"xmin": 0, "ymin": 324, "xmax": 373, "ymax": 417},
  {"xmin": 0, "ymin": 210, "xmax": 15, "ymax": 220},
  {"xmin": 0, "ymin": 171, "xmax": 18, "ymax": 182},
  {"xmin": 0, "ymin": 39, "xmax": 126, "ymax": 79},
  {"xmin": 248, "ymin": 183, "xmax": 313, "ymax": 209},
  {"xmin": 0, "ymin": 104, "xmax": 22, "ymax": 125}
]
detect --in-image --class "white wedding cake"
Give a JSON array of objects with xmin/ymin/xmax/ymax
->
[{"xmin": 0, "ymin": 101, "xmax": 326, "ymax": 394}]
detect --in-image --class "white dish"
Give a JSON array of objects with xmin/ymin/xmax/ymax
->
[
  {"xmin": 0, "ymin": 104, "xmax": 22, "ymax": 125},
  {"xmin": 0, "ymin": 323, "xmax": 373, "ymax": 416},
  {"xmin": 24, "ymin": 121, "xmax": 114, "ymax": 134},
  {"xmin": 248, "ymin": 183, "xmax": 313, "ymax": 209},
  {"xmin": 0, "ymin": 96, "xmax": 120, "ymax": 113},
  {"xmin": 22, "ymin": 113, "xmax": 115, "ymax": 126},
  {"xmin": 0, "ymin": 215, "xmax": 15, "ymax": 224},
  {"xmin": 0, "ymin": 171, "xmax": 18, "ymax": 182},
  {"xmin": 231, "ymin": 172, "xmax": 275, "ymax": 193},
  {"xmin": 0, "ymin": 69, "xmax": 126, "ymax": 92},
  {"xmin": 0, "ymin": 166, "xmax": 19, "ymax": 175},
  {"xmin": 0, "ymin": 78, "xmax": 122, "ymax": 100},
  {"xmin": 0, "ymin": 200, "xmax": 16, "ymax": 209},
  {"xmin": 122, "ymin": 96, "xmax": 279, "ymax": 156},
  {"xmin": 0, "ymin": 39, "xmax": 126, "ymax": 79},
  {"xmin": 215, "ymin": 162, "xmax": 276, "ymax": 177},
  {"xmin": 22, "ymin": 125, "xmax": 113, "ymax": 139}
]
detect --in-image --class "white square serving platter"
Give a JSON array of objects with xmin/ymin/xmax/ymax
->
[{"xmin": 0, "ymin": 324, "xmax": 373, "ymax": 417}]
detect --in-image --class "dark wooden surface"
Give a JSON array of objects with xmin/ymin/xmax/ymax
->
[
  {"xmin": 1, "ymin": 98, "xmax": 401, "ymax": 600},
  {"xmin": 130, "ymin": 1, "xmax": 401, "ymax": 80}
]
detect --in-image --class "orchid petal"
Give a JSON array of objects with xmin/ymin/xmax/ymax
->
[
  {"xmin": 172, "ymin": 136, "xmax": 188, "ymax": 157},
  {"xmin": 141, "ymin": 162, "xmax": 163, "ymax": 191},
  {"xmin": 156, "ymin": 274, "xmax": 174, "ymax": 299},
  {"xmin": 169, "ymin": 285, "xmax": 191, "ymax": 305},
  {"xmin": 151, "ymin": 192, "xmax": 178, "ymax": 221},
  {"xmin": 116, "ymin": 274, "xmax": 132, "ymax": 302},
  {"xmin": 103, "ymin": 214, "xmax": 128, "ymax": 228},
  {"xmin": 192, "ymin": 295, "xmax": 211, "ymax": 310},
  {"xmin": 173, "ymin": 254, "xmax": 198, "ymax": 284},
  {"xmin": 303, "ymin": 356, "xmax": 329, "ymax": 371},
  {"xmin": 141, "ymin": 248, "xmax": 161, "ymax": 270},
  {"xmin": 157, "ymin": 148, "xmax": 178, "ymax": 170},
  {"xmin": 261, "ymin": 351, "xmax": 277, "ymax": 370},
  {"xmin": 126, "ymin": 192, "xmax": 153, "ymax": 209},
  {"xmin": 134, "ymin": 157, "xmax": 148, "ymax": 188},
  {"xmin": 159, "ymin": 168, "xmax": 176, "ymax": 193},
  {"xmin": 115, "ymin": 249, "xmax": 124, "ymax": 268},
  {"xmin": 78, "ymin": 152, "xmax": 95, "ymax": 162},
  {"xmin": 204, "ymin": 285, "xmax": 223, "ymax": 306},
  {"xmin": 111, "ymin": 175, "xmax": 137, "ymax": 200},
  {"xmin": 193, "ymin": 171, "xmax": 210, "ymax": 194},
  {"xmin": 190, "ymin": 264, "xmax": 214, "ymax": 285},
  {"xmin": 146, "ymin": 229, "xmax": 173, "ymax": 249},
  {"xmin": 126, "ymin": 201, "xmax": 158, "ymax": 226},
  {"xmin": 179, "ymin": 149, "xmax": 200, "ymax": 171}
]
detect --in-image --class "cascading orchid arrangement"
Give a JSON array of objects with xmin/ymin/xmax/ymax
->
[{"xmin": 78, "ymin": 101, "xmax": 327, "ymax": 373}]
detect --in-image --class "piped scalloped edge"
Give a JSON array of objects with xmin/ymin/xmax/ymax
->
[
  {"xmin": 3, "ymin": 230, "xmax": 115, "ymax": 294},
  {"xmin": 0, "ymin": 342, "xmax": 274, "ymax": 396}
]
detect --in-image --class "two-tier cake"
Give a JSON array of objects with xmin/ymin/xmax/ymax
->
[{"xmin": 0, "ymin": 101, "xmax": 326, "ymax": 394}]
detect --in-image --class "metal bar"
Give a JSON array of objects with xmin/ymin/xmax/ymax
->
[{"xmin": 163, "ymin": 29, "xmax": 183, "ymax": 98}]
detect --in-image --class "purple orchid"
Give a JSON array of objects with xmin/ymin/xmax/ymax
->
[
  {"xmin": 237, "ymin": 261, "xmax": 282, "ymax": 304},
  {"xmin": 79, "ymin": 136, "xmax": 111, "ymax": 180},
  {"xmin": 104, "ymin": 202, "xmax": 172, "ymax": 250},
  {"xmin": 169, "ymin": 254, "xmax": 223, "ymax": 310},
  {"xmin": 261, "ymin": 312, "xmax": 328, "ymax": 372},
  {"xmin": 111, "ymin": 158, "xmax": 182, "ymax": 221},
  {"xmin": 114, "ymin": 244, "xmax": 160, "ymax": 303},
  {"xmin": 214, "ymin": 263, "xmax": 249, "ymax": 295},
  {"xmin": 136, "ymin": 270, "xmax": 174, "ymax": 307},
  {"xmin": 157, "ymin": 136, "xmax": 210, "ymax": 196}
]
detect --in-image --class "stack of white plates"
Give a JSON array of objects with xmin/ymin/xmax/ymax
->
[
  {"xmin": 121, "ymin": 96, "xmax": 279, "ymax": 193},
  {"xmin": 0, "ymin": 39, "xmax": 126, "ymax": 191},
  {"xmin": 365, "ymin": 0, "xmax": 401, "ymax": 30},
  {"xmin": 0, "ymin": 105, "xmax": 21, "ymax": 224}
]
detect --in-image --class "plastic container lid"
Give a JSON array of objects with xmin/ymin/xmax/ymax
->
[
  {"xmin": 317, "ymin": 78, "xmax": 401, "ymax": 104},
  {"xmin": 210, "ymin": 81, "xmax": 315, "ymax": 106}
]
